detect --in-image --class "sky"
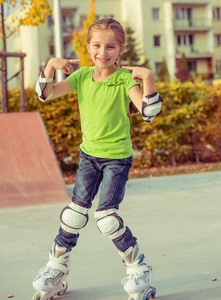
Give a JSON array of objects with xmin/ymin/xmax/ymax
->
[{"xmin": 3, "ymin": 0, "xmax": 23, "ymax": 17}]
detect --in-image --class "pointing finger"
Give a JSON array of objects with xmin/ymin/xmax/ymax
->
[
  {"xmin": 67, "ymin": 59, "xmax": 82, "ymax": 64},
  {"xmin": 122, "ymin": 66, "xmax": 135, "ymax": 71}
]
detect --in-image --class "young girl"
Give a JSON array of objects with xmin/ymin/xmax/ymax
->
[{"xmin": 34, "ymin": 18, "xmax": 162, "ymax": 300}]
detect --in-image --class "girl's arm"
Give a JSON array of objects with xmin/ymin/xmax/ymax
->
[
  {"xmin": 36, "ymin": 57, "xmax": 81, "ymax": 101},
  {"xmin": 123, "ymin": 66, "xmax": 163, "ymax": 122}
]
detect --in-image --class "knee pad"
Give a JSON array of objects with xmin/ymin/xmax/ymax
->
[
  {"xmin": 94, "ymin": 209, "xmax": 126, "ymax": 241},
  {"xmin": 60, "ymin": 202, "xmax": 89, "ymax": 234}
]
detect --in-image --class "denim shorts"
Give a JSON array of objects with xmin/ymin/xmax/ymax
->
[
  {"xmin": 55, "ymin": 149, "xmax": 137, "ymax": 252},
  {"xmin": 72, "ymin": 149, "xmax": 133, "ymax": 210}
]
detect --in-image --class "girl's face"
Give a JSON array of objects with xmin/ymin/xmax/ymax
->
[{"xmin": 87, "ymin": 29, "xmax": 125, "ymax": 70}]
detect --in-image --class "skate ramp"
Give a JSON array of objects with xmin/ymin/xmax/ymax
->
[{"xmin": 0, "ymin": 112, "xmax": 70, "ymax": 209}]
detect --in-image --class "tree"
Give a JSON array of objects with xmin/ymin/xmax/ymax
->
[
  {"xmin": 0, "ymin": 0, "xmax": 52, "ymax": 112},
  {"xmin": 72, "ymin": 0, "xmax": 95, "ymax": 67},
  {"xmin": 175, "ymin": 53, "xmax": 192, "ymax": 83},
  {"xmin": 121, "ymin": 26, "xmax": 140, "ymax": 65},
  {"xmin": 157, "ymin": 57, "xmax": 170, "ymax": 82},
  {"xmin": 120, "ymin": 25, "xmax": 150, "ymax": 69}
]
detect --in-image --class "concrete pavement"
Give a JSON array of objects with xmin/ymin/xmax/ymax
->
[{"xmin": 0, "ymin": 171, "xmax": 221, "ymax": 300}]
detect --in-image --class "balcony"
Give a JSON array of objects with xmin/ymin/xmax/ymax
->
[
  {"xmin": 173, "ymin": 18, "xmax": 211, "ymax": 31},
  {"xmin": 176, "ymin": 44, "xmax": 213, "ymax": 58}
]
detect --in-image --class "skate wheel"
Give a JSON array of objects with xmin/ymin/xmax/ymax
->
[
  {"xmin": 31, "ymin": 292, "xmax": 43, "ymax": 300},
  {"xmin": 150, "ymin": 286, "xmax": 156, "ymax": 299},
  {"xmin": 62, "ymin": 281, "xmax": 68, "ymax": 293},
  {"xmin": 57, "ymin": 281, "xmax": 68, "ymax": 296}
]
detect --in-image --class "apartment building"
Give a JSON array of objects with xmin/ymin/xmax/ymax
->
[
  {"xmin": 123, "ymin": 0, "xmax": 221, "ymax": 80},
  {"xmin": 4, "ymin": 0, "xmax": 221, "ymax": 87}
]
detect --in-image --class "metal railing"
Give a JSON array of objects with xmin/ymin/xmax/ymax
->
[
  {"xmin": 173, "ymin": 18, "xmax": 210, "ymax": 29},
  {"xmin": 176, "ymin": 44, "xmax": 211, "ymax": 55}
]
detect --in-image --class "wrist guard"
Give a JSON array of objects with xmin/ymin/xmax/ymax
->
[
  {"xmin": 141, "ymin": 91, "xmax": 163, "ymax": 122},
  {"xmin": 36, "ymin": 72, "xmax": 54, "ymax": 102}
]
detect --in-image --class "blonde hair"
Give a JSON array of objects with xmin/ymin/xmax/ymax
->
[{"xmin": 87, "ymin": 18, "xmax": 125, "ymax": 48}]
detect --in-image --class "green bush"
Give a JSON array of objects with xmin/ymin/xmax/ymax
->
[{"xmin": 1, "ymin": 80, "xmax": 221, "ymax": 170}]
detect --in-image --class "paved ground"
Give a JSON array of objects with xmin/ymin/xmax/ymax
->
[{"xmin": 1, "ymin": 171, "xmax": 221, "ymax": 300}]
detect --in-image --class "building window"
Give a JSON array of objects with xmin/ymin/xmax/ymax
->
[
  {"xmin": 175, "ymin": 7, "xmax": 192, "ymax": 20},
  {"xmin": 154, "ymin": 35, "xmax": 161, "ymax": 47},
  {"xmin": 187, "ymin": 61, "xmax": 197, "ymax": 72},
  {"xmin": 216, "ymin": 60, "xmax": 221, "ymax": 73},
  {"xmin": 47, "ymin": 15, "xmax": 53, "ymax": 27},
  {"xmin": 215, "ymin": 34, "xmax": 221, "ymax": 46},
  {"xmin": 62, "ymin": 15, "xmax": 74, "ymax": 33},
  {"xmin": 49, "ymin": 44, "xmax": 54, "ymax": 56},
  {"xmin": 152, "ymin": 8, "xmax": 159, "ymax": 20},
  {"xmin": 175, "ymin": 7, "xmax": 193, "ymax": 26},
  {"xmin": 213, "ymin": 7, "xmax": 221, "ymax": 20},
  {"xmin": 177, "ymin": 35, "xmax": 186, "ymax": 45},
  {"xmin": 177, "ymin": 34, "xmax": 194, "ymax": 46},
  {"xmin": 189, "ymin": 35, "xmax": 194, "ymax": 45},
  {"xmin": 175, "ymin": 8, "xmax": 185, "ymax": 19}
]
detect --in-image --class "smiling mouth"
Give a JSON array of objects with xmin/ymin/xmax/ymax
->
[{"xmin": 97, "ymin": 58, "xmax": 110, "ymax": 63}]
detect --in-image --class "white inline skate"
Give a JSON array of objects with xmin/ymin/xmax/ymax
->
[
  {"xmin": 119, "ymin": 244, "xmax": 156, "ymax": 300},
  {"xmin": 32, "ymin": 242, "xmax": 71, "ymax": 300}
]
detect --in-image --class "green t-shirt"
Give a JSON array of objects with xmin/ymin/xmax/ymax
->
[{"xmin": 66, "ymin": 66, "xmax": 139, "ymax": 159}]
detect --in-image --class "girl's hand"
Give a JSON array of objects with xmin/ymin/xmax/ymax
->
[
  {"xmin": 47, "ymin": 58, "xmax": 81, "ymax": 75},
  {"xmin": 40, "ymin": 57, "xmax": 81, "ymax": 100},
  {"xmin": 122, "ymin": 66, "xmax": 153, "ymax": 83},
  {"xmin": 123, "ymin": 66, "xmax": 156, "ymax": 96}
]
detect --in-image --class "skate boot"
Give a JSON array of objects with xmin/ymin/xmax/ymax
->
[
  {"xmin": 119, "ymin": 244, "xmax": 156, "ymax": 300},
  {"xmin": 32, "ymin": 242, "xmax": 71, "ymax": 300}
]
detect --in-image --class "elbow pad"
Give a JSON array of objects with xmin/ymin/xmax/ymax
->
[
  {"xmin": 141, "ymin": 91, "xmax": 163, "ymax": 122},
  {"xmin": 36, "ymin": 72, "xmax": 54, "ymax": 102}
]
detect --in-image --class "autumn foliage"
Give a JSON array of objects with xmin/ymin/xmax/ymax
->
[
  {"xmin": 1, "ymin": 0, "xmax": 52, "ymax": 27},
  {"xmin": 72, "ymin": 0, "xmax": 95, "ymax": 66},
  {"xmin": 1, "ymin": 81, "xmax": 221, "ymax": 173},
  {"xmin": 131, "ymin": 80, "xmax": 221, "ymax": 169}
]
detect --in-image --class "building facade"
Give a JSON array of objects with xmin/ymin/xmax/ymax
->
[{"xmin": 4, "ymin": 0, "xmax": 221, "ymax": 87}]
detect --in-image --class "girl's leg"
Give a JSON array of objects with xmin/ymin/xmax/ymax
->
[
  {"xmin": 95, "ymin": 155, "xmax": 136, "ymax": 252},
  {"xmin": 33, "ymin": 150, "xmax": 103, "ymax": 292},
  {"xmin": 94, "ymin": 156, "xmax": 153, "ymax": 298},
  {"xmin": 55, "ymin": 149, "xmax": 103, "ymax": 249}
]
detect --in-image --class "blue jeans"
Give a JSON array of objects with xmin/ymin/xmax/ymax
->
[{"xmin": 55, "ymin": 149, "xmax": 137, "ymax": 252}]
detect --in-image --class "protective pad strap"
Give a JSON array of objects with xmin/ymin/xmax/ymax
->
[
  {"xmin": 39, "ymin": 75, "xmax": 53, "ymax": 83},
  {"xmin": 95, "ymin": 209, "xmax": 126, "ymax": 241},
  {"xmin": 69, "ymin": 202, "xmax": 89, "ymax": 214},
  {"xmin": 46, "ymin": 260, "xmax": 68, "ymax": 274},
  {"xmin": 47, "ymin": 250, "xmax": 71, "ymax": 273},
  {"xmin": 126, "ymin": 261, "xmax": 152, "ymax": 275},
  {"xmin": 35, "ymin": 72, "xmax": 54, "ymax": 102},
  {"xmin": 141, "ymin": 91, "xmax": 163, "ymax": 122},
  {"xmin": 94, "ymin": 208, "xmax": 117, "ymax": 219}
]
